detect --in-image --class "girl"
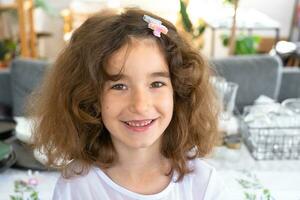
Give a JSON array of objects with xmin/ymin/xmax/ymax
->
[{"xmin": 28, "ymin": 8, "xmax": 226, "ymax": 200}]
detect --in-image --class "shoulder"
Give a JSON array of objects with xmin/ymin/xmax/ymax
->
[
  {"xmin": 52, "ymin": 166, "xmax": 101, "ymax": 200},
  {"xmin": 186, "ymin": 158, "xmax": 217, "ymax": 188},
  {"xmin": 186, "ymin": 158, "xmax": 227, "ymax": 200},
  {"xmin": 189, "ymin": 158, "xmax": 215, "ymax": 178}
]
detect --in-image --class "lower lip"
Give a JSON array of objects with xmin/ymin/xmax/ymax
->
[{"xmin": 123, "ymin": 119, "xmax": 156, "ymax": 132}]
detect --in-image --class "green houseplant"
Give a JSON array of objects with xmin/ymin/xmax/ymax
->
[
  {"xmin": 224, "ymin": 0, "xmax": 239, "ymax": 55},
  {"xmin": 221, "ymin": 34, "xmax": 261, "ymax": 55},
  {"xmin": 177, "ymin": 0, "xmax": 206, "ymax": 49},
  {"xmin": 0, "ymin": 39, "xmax": 17, "ymax": 68},
  {"xmin": 222, "ymin": 0, "xmax": 261, "ymax": 55}
]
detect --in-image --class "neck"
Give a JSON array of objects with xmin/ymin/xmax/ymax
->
[
  {"xmin": 102, "ymin": 139, "xmax": 172, "ymax": 194},
  {"xmin": 117, "ymin": 149, "xmax": 169, "ymax": 176},
  {"xmin": 106, "ymin": 138, "xmax": 171, "ymax": 180}
]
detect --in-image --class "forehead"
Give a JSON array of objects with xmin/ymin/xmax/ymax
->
[{"xmin": 106, "ymin": 38, "xmax": 169, "ymax": 75}]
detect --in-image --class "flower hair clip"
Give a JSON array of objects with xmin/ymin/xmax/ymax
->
[{"xmin": 143, "ymin": 15, "xmax": 168, "ymax": 37}]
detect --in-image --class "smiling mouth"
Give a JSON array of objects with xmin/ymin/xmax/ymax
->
[
  {"xmin": 121, "ymin": 119, "xmax": 156, "ymax": 132},
  {"xmin": 123, "ymin": 119, "xmax": 155, "ymax": 127}
]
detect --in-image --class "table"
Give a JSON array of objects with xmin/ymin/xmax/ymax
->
[
  {"xmin": 0, "ymin": 169, "xmax": 59, "ymax": 200},
  {"xmin": 0, "ymin": 144, "xmax": 299, "ymax": 200},
  {"xmin": 207, "ymin": 145, "xmax": 300, "ymax": 200}
]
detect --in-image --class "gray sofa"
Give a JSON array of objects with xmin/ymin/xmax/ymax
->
[
  {"xmin": 211, "ymin": 55, "xmax": 300, "ymax": 111},
  {"xmin": 0, "ymin": 58, "xmax": 49, "ymax": 116},
  {"xmin": 0, "ymin": 55, "xmax": 300, "ymax": 116}
]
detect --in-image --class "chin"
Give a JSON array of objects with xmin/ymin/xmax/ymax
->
[
  {"xmin": 129, "ymin": 141, "xmax": 156, "ymax": 149},
  {"xmin": 128, "ymin": 136, "xmax": 161, "ymax": 149}
]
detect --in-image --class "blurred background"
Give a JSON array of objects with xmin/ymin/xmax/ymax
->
[
  {"xmin": 0, "ymin": 1, "xmax": 300, "ymax": 200},
  {"xmin": 0, "ymin": 0, "xmax": 297, "ymax": 62}
]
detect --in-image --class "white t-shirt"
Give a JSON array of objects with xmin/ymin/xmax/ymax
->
[{"xmin": 52, "ymin": 159, "xmax": 227, "ymax": 200}]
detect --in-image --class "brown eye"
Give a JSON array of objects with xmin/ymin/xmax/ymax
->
[
  {"xmin": 111, "ymin": 84, "xmax": 127, "ymax": 90},
  {"xmin": 151, "ymin": 81, "xmax": 165, "ymax": 88}
]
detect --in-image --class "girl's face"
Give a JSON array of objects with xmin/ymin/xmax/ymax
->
[{"xmin": 101, "ymin": 38, "xmax": 174, "ymax": 152}]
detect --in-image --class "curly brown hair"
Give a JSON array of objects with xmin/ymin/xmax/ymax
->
[{"xmin": 27, "ymin": 8, "xmax": 219, "ymax": 181}]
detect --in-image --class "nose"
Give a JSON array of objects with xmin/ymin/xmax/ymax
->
[{"xmin": 129, "ymin": 87, "xmax": 151, "ymax": 114}]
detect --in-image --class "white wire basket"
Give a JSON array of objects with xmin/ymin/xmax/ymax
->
[
  {"xmin": 241, "ymin": 102, "xmax": 300, "ymax": 160},
  {"xmin": 241, "ymin": 123, "xmax": 300, "ymax": 160}
]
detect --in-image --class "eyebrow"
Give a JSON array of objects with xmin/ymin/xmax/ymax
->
[
  {"xmin": 107, "ymin": 71, "xmax": 170, "ymax": 81},
  {"xmin": 150, "ymin": 71, "xmax": 170, "ymax": 78}
]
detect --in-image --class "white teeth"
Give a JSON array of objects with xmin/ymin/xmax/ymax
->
[{"xmin": 126, "ymin": 120, "xmax": 152, "ymax": 127}]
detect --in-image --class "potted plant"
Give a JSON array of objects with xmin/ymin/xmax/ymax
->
[
  {"xmin": 224, "ymin": 0, "xmax": 240, "ymax": 55},
  {"xmin": 221, "ymin": 34, "xmax": 261, "ymax": 55},
  {"xmin": 177, "ymin": 0, "xmax": 206, "ymax": 49},
  {"xmin": 0, "ymin": 38, "xmax": 17, "ymax": 68},
  {"xmin": 222, "ymin": 0, "xmax": 261, "ymax": 55}
]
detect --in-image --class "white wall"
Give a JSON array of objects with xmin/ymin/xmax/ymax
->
[{"xmin": 239, "ymin": 0, "xmax": 295, "ymax": 38}]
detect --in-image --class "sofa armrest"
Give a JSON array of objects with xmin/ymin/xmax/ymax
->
[
  {"xmin": 0, "ymin": 69, "xmax": 12, "ymax": 108},
  {"xmin": 278, "ymin": 67, "xmax": 300, "ymax": 102}
]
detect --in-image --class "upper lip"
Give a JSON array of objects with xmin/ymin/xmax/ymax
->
[{"xmin": 122, "ymin": 118, "xmax": 157, "ymax": 123}]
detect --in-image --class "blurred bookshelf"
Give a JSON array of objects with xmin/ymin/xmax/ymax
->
[
  {"xmin": 0, "ymin": 0, "xmax": 36, "ymax": 59},
  {"xmin": 0, "ymin": 3, "xmax": 17, "ymax": 11}
]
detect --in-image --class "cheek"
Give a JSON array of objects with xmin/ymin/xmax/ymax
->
[
  {"xmin": 101, "ymin": 100, "xmax": 119, "ymax": 132},
  {"xmin": 156, "ymin": 90, "xmax": 174, "ymax": 116},
  {"xmin": 100, "ymin": 96, "xmax": 108, "ymax": 112},
  {"xmin": 100, "ymin": 96, "xmax": 113, "ymax": 121},
  {"xmin": 101, "ymin": 94, "xmax": 126, "ymax": 119}
]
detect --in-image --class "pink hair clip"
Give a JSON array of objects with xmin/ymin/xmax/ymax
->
[{"xmin": 143, "ymin": 15, "xmax": 168, "ymax": 37}]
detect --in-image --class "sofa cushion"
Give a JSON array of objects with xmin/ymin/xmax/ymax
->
[
  {"xmin": 10, "ymin": 58, "xmax": 49, "ymax": 116},
  {"xmin": 211, "ymin": 55, "xmax": 282, "ymax": 111}
]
